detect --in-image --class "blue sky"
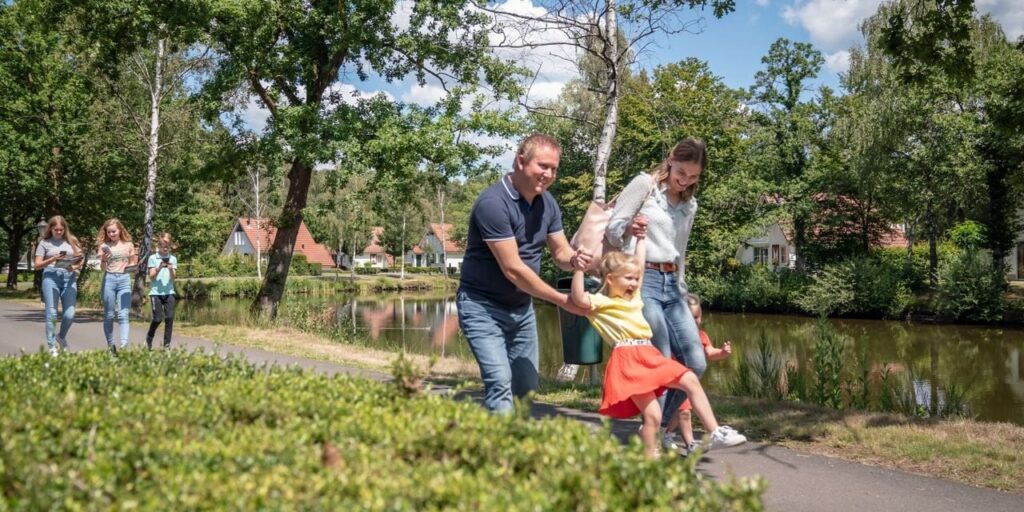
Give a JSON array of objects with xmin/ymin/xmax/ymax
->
[{"xmin": 240, "ymin": 0, "xmax": 1024, "ymax": 137}]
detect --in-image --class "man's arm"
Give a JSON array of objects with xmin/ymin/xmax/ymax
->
[
  {"xmin": 487, "ymin": 239, "xmax": 588, "ymax": 315},
  {"xmin": 546, "ymin": 231, "xmax": 592, "ymax": 271}
]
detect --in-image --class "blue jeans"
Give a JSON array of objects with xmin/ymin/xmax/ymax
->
[
  {"xmin": 456, "ymin": 288, "xmax": 539, "ymax": 414},
  {"xmin": 640, "ymin": 269, "xmax": 705, "ymax": 428},
  {"xmin": 41, "ymin": 268, "xmax": 77, "ymax": 348},
  {"xmin": 102, "ymin": 272, "xmax": 132, "ymax": 347}
]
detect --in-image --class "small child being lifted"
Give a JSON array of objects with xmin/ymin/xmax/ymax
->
[{"xmin": 570, "ymin": 227, "xmax": 746, "ymax": 457}]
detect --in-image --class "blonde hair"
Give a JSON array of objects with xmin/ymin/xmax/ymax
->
[
  {"xmin": 96, "ymin": 218, "xmax": 132, "ymax": 248},
  {"xmin": 648, "ymin": 138, "xmax": 707, "ymax": 202},
  {"xmin": 42, "ymin": 216, "xmax": 81, "ymax": 252},
  {"xmin": 155, "ymin": 232, "xmax": 177, "ymax": 251},
  {"xmin": 685, "ymin": 292, "xmax": 702, "ymax": 312},
  {"xmin": 512, "ymin": 133, "xmax": 562, "ymax": 172},
  {"xmin": 596, "ymin": 251, "xmax": 643, "ymax": 294}
]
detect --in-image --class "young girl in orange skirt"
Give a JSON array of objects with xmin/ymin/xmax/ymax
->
[{"xmin": 570, "ymin": 232, "xmax": 746, "ymax": 457}]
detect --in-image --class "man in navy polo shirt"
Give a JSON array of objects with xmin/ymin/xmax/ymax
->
[{"xmin": 458, "ymin": 133, "xmax": 592, "ymax": 414}]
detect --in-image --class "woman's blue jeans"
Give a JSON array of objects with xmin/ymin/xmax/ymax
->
[
  {"xmin": 41, "ymin": 268, "xmax": 77, "ymax": 348},
  {"xmin": 456, "ymin": 288, "xmax": 539, "ymax": 414},
  {"xmin": 102, "ymin": 272, "xmax": 132, "ymax": 347},
  {"xmin": 640, "ymin": 269, "xmax": 705, "ymax": 429}
]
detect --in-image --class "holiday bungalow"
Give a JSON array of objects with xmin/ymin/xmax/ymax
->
[
  {"xmin": 222, "ymin": 217, "xmax": 335, "ymax": 268},
  {"xmin": 405, "ymin": 223, "xmax": 464, "ymax": 271},
  {"xmin": 353, "ymin": 227, "xmax": 393, "ymax": 269},
  {"xmin": 736, "ymin": 221, "xmax": 910, "ymax": 269}
]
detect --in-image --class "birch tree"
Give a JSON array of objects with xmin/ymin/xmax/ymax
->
[{"xmin": 476, "ymin": 0, "xmax": 736, "ymax": 202}]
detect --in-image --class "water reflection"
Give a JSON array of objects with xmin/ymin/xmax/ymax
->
[{"xmin": 177, "ymin": 296, "xmax": 1024, "ymax": 425}]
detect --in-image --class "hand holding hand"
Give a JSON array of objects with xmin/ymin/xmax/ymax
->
[
  {"xmin": 570, "ymin": 248, "xmax": 593, "ymax": 271},
  {"xmin": 630, "ymin": 214, "xmax": 649, "ymax": 239}
]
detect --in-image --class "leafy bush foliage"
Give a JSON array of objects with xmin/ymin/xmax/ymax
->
[
  {"xmin": 0, "ymin": 350, "xmax": 763, "ymax": 510},
  {"xmin": 935, "ymin": 250, "xmax": 1007, "ymax": 322},
  {"xmin": 795, "ymin": 256, "xmax": 912, "ymax": 318},
  {"xmin": 182, "ymin": 253, "xmax": 322, "ymax": 278},
  {"xmin": 690, "ymin": 265, "xmax": 808, "ymax": 313}
]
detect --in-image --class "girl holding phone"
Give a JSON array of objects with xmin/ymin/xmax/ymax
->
[
  {"xmin": 97, "ymin": 218, "xmax": 137, "ymax": 354},
  {"xmin": 145, "ymin": 232, "xmax": 178, "ymax": 349},
  {"xmin": 35, "ymin": 216, "xmax": 84, "ymax": 355}
]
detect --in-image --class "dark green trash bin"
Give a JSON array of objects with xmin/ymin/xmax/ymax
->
[{"xmin": 556, "ymin": 276, "xmax": 603, "ymax": 365}]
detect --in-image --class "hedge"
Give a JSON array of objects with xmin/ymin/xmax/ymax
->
[{"xmin": 0, "ymin": 350, "xmax": 763, "ymax": 510}]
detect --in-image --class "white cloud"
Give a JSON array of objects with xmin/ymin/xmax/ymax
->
[
  {"xmin": 976, "ymin": 0, "xmax": 1024, "ymax": 40},
  {"xmin": 239, "ymin": 95, "xmax": 272, "ymax": 133},
  {"xmin": 401, "ymin": 83, "xmax": 448, "ymax": 106},
  {"xmin": 755, "ymin": 0, "xmax": 770, "ymax": 6},
  {"xmin": 783, "ymin": 0, "xmax": 1024, "ymax": 52},
  {"xmin": 782, "ymin": 0, "xmax": 883, "ymax": 51},
  {"xmin": 824, "ymin": 50, "xmax": 851, "ymax": 73}
]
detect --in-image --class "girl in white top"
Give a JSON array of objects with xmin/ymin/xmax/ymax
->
[
  {"xmin": 35, "ymin": 216, "xmax": 83, "ymax": 354},
  {"xmin": 96, "ymin": 218, "xmax": 138, "ymax": 354},
  {"xmin": 606, "ymin": 138, "xmax": 708, "ymax": 452}
]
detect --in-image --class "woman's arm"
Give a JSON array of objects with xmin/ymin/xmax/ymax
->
[
  {"xmin": 634, "ymin": 235, "xmax": 647, "ymax": 289},
  {"xmin": 606, "ymin": 174, "xmax": 654, "ymax": 248},
  {"xmin": 675, "ymin": 199, "xmax": 697, "ymax": 291},
  {"xmin": 570, "ymin": 269, "xmax": 592, "ymax": 310}
]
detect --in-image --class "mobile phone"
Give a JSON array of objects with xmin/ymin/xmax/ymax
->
[
  {"xmin": 162, "ymin": 257, "xmax": 170, "ymax": 264},
  {"xmin": 59, "ymin": 251, "xmax": 67, "ymax": 256},
  {"xmin": 102, "ymin": 245, "xmax": 111, "ymax": 254}
]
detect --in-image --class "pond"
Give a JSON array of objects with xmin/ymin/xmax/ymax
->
[{"xmin": 178, "ymin": 294, "xmax": 1024, "ymax": 426}]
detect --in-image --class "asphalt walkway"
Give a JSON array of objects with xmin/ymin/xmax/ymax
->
[{"xmin": 2, "ymin": 299, "xmax": 1022, "ymax": 511}]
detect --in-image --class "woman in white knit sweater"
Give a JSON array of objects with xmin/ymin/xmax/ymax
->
[{"xmin": 606, "ymin": 138, "xmax": 707, "ymax": 450}]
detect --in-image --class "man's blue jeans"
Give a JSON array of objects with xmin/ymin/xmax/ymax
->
[
  {"xmin": 456, "ymin": 288, "xmax": 539, "ymax": 414},
  {"xmin": 41, "ymin": 268, "xmax": 77, "ymax": 348},
  {"xmin": 102, "ymin": 272, "xmax": 132, "ymax": 348},
  {"xmin": 640, "ymin": 269, "xmax": 705, "ymax": 428}
]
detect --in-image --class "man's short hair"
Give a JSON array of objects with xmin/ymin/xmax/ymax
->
[{"xmin": 513, "ymin": 133, "xmax": 562, "ymax": 171}]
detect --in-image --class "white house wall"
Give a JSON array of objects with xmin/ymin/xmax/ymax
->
[
  {"xmin": 222, "ymin": 226, "xmax": 256, "ymax": 257},
  {"xmin": 736, "ymin": 223, "xmax": 795, "ymax": 268}
]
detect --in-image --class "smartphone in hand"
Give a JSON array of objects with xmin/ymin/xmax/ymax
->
[{"xmin": 59, "ymin": 250, "xmax": 67, "ymax": 257}]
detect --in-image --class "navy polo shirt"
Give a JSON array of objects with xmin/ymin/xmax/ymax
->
[{"xmin": 459, "ymin": 174, "xmax": 564, "ymax": 307}]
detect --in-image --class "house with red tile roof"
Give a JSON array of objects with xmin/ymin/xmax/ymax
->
[
  {"xmin": 736, "ymin": 220, "xmax": 911, "ymax": 269},
  {"xmin": 405, "ymin": 223, "xmax": 464, "ymax": 271},
  {"xmin": 222, "ymin": 217, "xmax": 336, "ymax": 268},
  {"xmin": 353, "ymin": 227, "xmax": 393, "ymax": 269}
]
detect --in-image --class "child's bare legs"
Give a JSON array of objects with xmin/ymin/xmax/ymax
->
[
  {"xmin": 631, "ymin": 392, "xmax": 662, "ymax": 458},
  {"xmin": 679, "ymin": 409, "xmax": 695, "ymax": 446},
  {"xmin": 668, "ymin": 372, "xmax": 719, "ymax": 434}
]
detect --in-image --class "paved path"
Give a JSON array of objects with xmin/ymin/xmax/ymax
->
[{"xmin": 2, "ymin": 299, "xmax": 1022, "ymax": 512}]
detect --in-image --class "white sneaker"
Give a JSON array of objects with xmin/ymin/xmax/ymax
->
[
  {"xmin": 706, "ymin": 426, "xmax": 747, "ymax": 450},
  {"xmin": 661, "ymin": 431, "xmax": 681, "ymax": 451},
  {"xmin": 48, "ymin": 346, "xmax": 60, "ymax": 357}
]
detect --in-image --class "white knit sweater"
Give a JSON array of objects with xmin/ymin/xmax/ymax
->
[{"xmin": 606, "ymin": 173, "xmax": 697, "ymax": 291}]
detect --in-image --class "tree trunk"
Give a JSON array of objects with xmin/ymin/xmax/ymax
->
[
  {"xmin": 590, "ymin": 0, "xmax": 619, "ymax": 204},
  {"xmin": 400, "ymin": 209, "xmax": 407, "ymax": 280},
  {"xmin": 439, "ymin": 188, "xmax": 448, "ymax": 279},
  {"xmin": 927, "ymin": 200, "xmax": 938, "ymax": 286},
  {"xmin": 254, "ymin": 157, "xmax": 313, "ymax": 318},
  {"xmin": 132, "ymin": 38, "xmax": 166, "ymax": 311},
  {"xmin": 5, "ymin": 230, "xmax": 25, "ymax": 290}
]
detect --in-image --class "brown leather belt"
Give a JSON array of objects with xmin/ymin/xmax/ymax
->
[{"xmin": 645, "ymin": 261, "xmax": 678, "ymax": 272}]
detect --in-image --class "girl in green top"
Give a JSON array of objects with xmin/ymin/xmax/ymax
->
[{"xmin": 146, "ymin": 232, "xmax": 178, "ymax": 349}]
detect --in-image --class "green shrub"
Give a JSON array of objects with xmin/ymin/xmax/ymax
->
[
  {"xmin": 935, "ymin": 250, "xmax": 1007, "ymax": 322},
  {"xmin": 795, "ymin": 256, "xmax": 912, "ymax": 319},
  {"xmin": 811, "ymin": 318, "xmax": 844, "ymax": 409},
  {"xmin": 730, "ymin": 333, "xmax": 786, "ymax": 401},
  {"xmin": 0, "ymin": 350, "xmax": 763, "ymax": 510},
  {"xmin": 691, "ymin": 266, "xmax": 807, "ymax": 313},
  {"xmin": 180, "ymin": 253, "xmax": 322, "ymax": 278}
]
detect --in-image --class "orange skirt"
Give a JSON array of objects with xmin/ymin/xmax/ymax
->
[{"xmin": 598, "ymin": 344, "xmax": 690, "ymax": 418}]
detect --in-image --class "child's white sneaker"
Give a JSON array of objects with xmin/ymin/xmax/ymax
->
[
  {"xmin": 661, "ymin": 431, "xmax": 681, "ymax": 451},
  {"xmin": 48, "ymin": 346, "xmax": 60, "ymax": 357},
  {"xmin": 707, "ymin": 426, "xmax": 747, "ymax": 450}
]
